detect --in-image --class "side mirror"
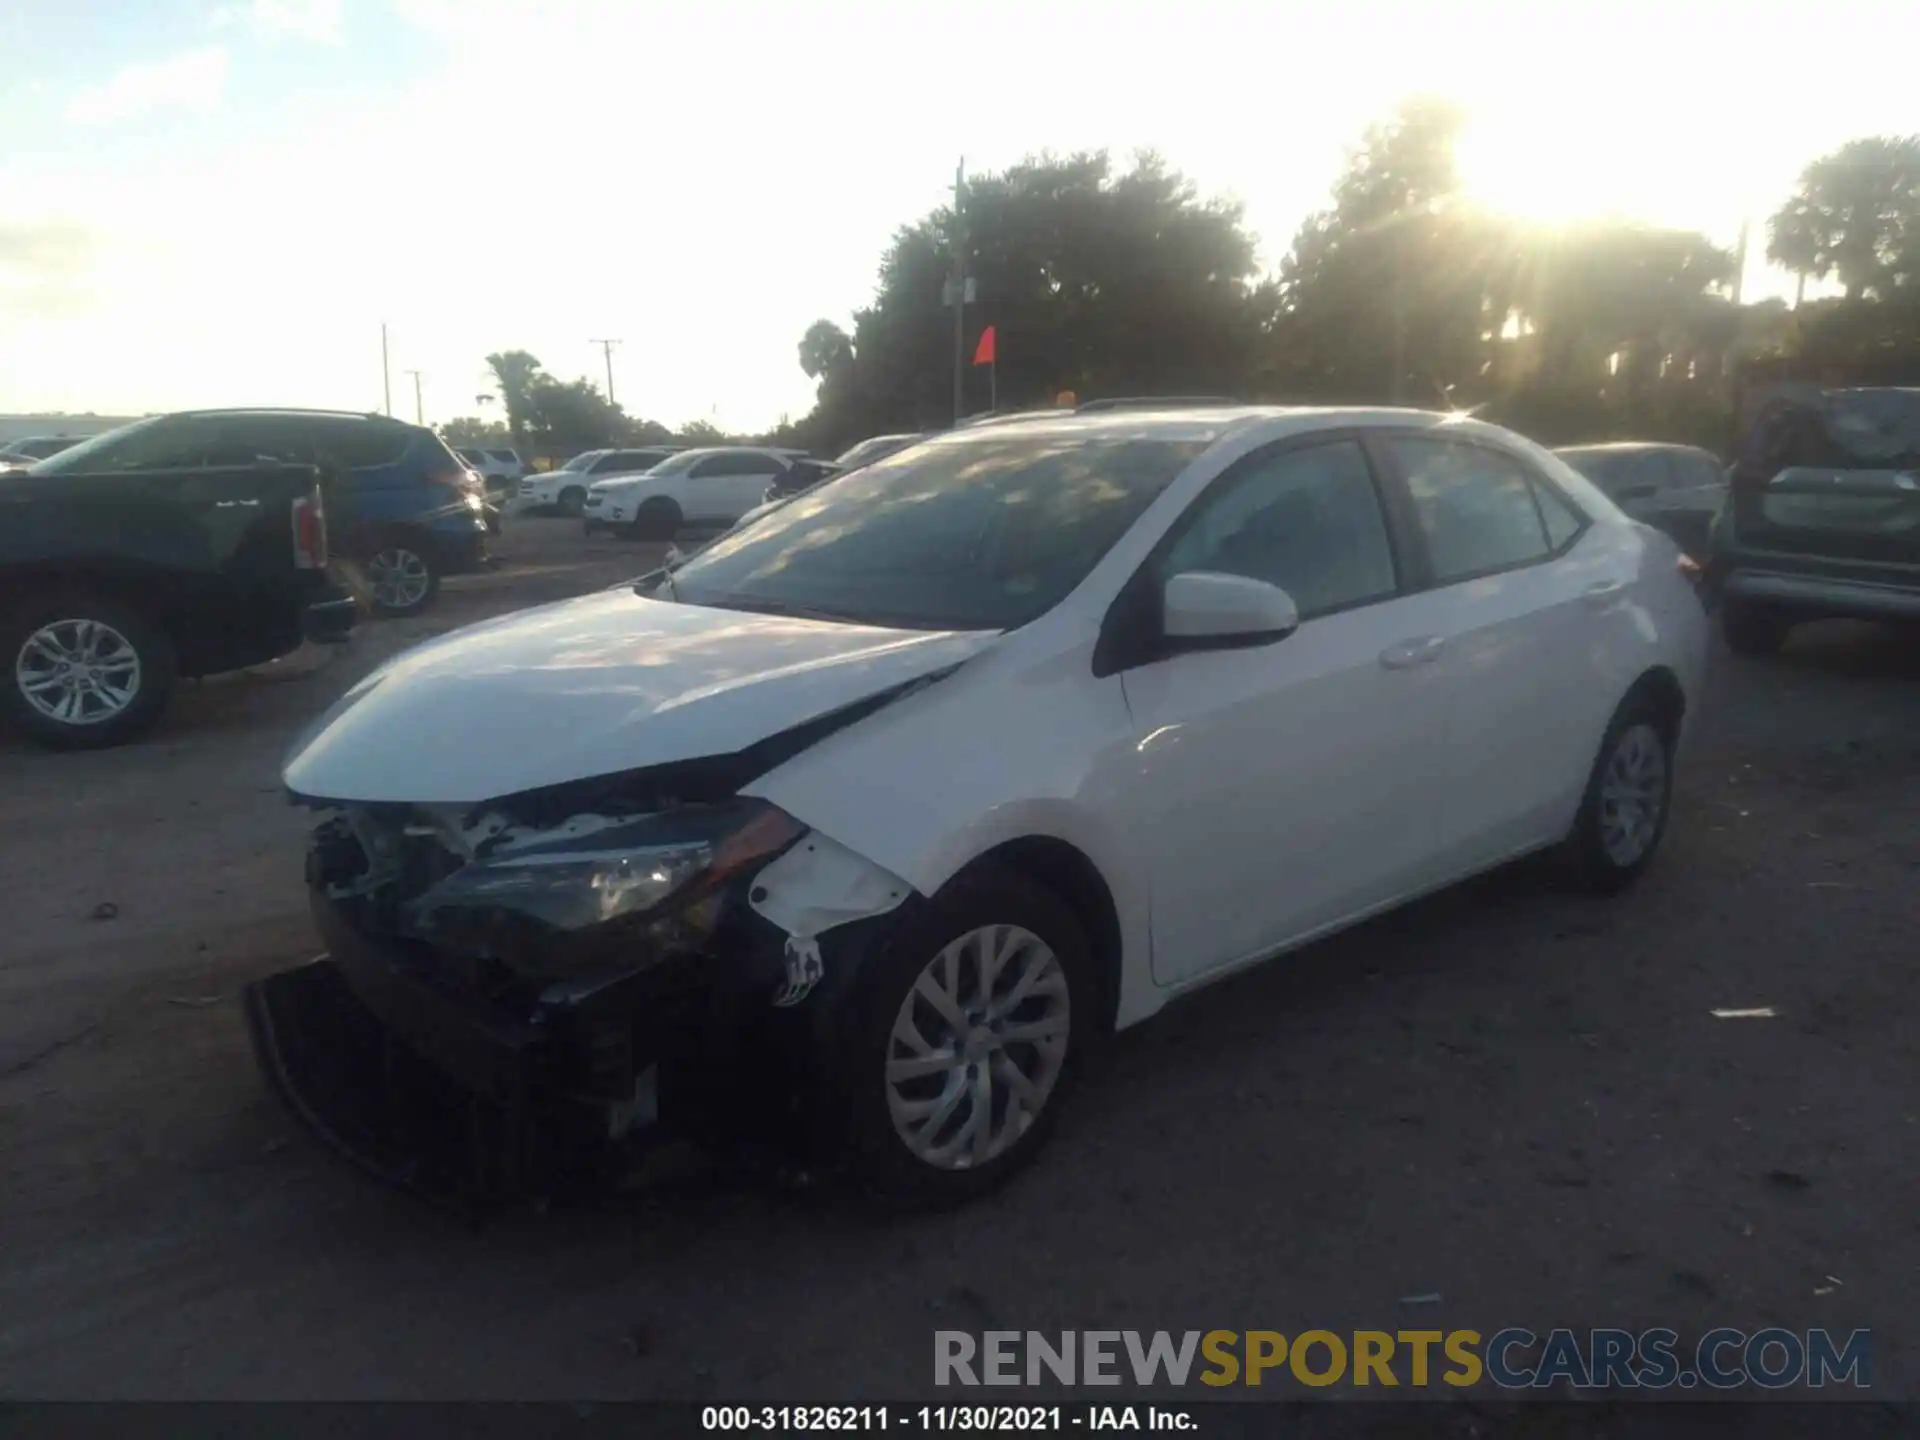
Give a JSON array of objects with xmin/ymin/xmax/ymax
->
[{"xmin": 1162, "ymin": 571, "xmax": 1299, "ymax": 647}]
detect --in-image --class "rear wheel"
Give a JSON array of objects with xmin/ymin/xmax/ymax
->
[
  {"xmin": 825, "ymin": 866, "xmax": 1091, "ymax": 1210},
  {"xmin": 364, "ymin": 541, "xmax": 440, "ymax": 617},
  {"xmin": 1722, "ymin": 599, "xmax": 1792, "ymax": 656},
  {"xmin": 1557, "ymin": 696, "xmax": 1676, "ymax": 894},
  {"xmin": 1, "ymin": 591, "xmax": 176, "ymax": 750}
]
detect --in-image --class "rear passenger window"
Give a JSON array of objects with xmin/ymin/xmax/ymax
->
[
  {"xmin": 1384, "ymin": 438, "xmax": 1565, "ymax": 583},
  {"xmin": 1162, "ymin": 440, "xmax": 1398, "ymax": 618},
  {"xmin": 312, "ymin": 420, "xmax": 411, "ymax": 469},
  {"xmin": 1537, "ymin": 483, "xmax": 1583, "ymax": 549}
]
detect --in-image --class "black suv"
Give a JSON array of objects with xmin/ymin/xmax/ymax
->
[
  {"xmin": 29, "ymin": 409, "xmax": 489, "ymax": 617},
  {"xmin": 1708, "ymin": 387, "xmax": 1920, "ymax": 654}
]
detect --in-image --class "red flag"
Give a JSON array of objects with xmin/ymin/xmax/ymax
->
[{"xmin": 972, "ymin": 325, "xmax": 996, "ymax": 366}]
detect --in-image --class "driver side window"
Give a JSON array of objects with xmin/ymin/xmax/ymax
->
[{"xmin": 1162, "ymin": 440, "xmax": 1400, "ymax": 619}]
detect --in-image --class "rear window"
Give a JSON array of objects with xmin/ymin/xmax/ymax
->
[
  {"xmin": 311, "ymin": 418, "xmax": 415, "ymax": 469},
  {"xmin": 486, "ymin": 448, "xmax": 520, "ymax": 463},
  {"xmin": 456, "ymin": 448, "xmax": 483, "ymax": 463}
]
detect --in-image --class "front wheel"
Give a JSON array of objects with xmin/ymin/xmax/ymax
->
[
  {"xmin": 1, "ymin": 591, "xmax": 177, "ymax": 750},
  {"xmin": 628, "ymin": 497, "xmax": 682, "ymax": 541},
  {"xmin": 827, "ymin": 866, "xmax": 1092, "ymax": 1210},
  {"xmin": 1557, "ymin": 698, "xmax": 1676, "ymax": 894},
  {"xmin": 557, "ymin": 486, "xmax": 587, "ymax": 517},
  {"xmin": 364, "ymin": 541, "xmax": 440, "ymax": 617}
]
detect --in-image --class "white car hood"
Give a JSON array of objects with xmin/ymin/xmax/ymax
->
[{"xmin": 283, "ymin": 588, "xmax": 996, "ymax": 804}]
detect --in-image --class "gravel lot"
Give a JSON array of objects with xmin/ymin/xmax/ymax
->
[{"xmin": 1, "ymin": 515, "xmax": 1915, "ymax": 1405}]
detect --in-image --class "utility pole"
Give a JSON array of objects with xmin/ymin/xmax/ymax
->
[
  {"xmin": 951, "ymin": 158, "xmax": 967, "ymax": 425},
  {"xmin": 591, "ymin": 338, "xmax": 622, "ymax": 406},
  {"xmin": 404, "ymin": 369, "xmax": 424, "ymax": 425},
  {"xmin": 381, "ymin": 323, "xmax": 392, "ymax": 416},
  {"xmin": 1731, "ymin": 218, "xmax": 1751, "ymax": 307}
]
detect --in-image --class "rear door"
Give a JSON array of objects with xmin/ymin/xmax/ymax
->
[
  {"xmin": 1729, "ymin": 393, "xmax": 1920, "ymax": 578},
  {"xmin": 1371, "ymin": 433, "xmax": 1623, "ymax": 871}
]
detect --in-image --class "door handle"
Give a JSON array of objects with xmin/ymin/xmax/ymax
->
[
  {"xmin": 1379, "ymin": 635, "xmax": 1446, "ymax": 669},
  {"xmin": 1582, "ymin": 579, "xmax": 1628, "ymax": 607}
]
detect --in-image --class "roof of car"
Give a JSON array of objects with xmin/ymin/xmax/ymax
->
[
  {"xmin": 922, "ymin": 404, "xmax": 1477, "ymax": 449},
  {"xmin": 1555, "ymin": 441, "xmax": 1704, "ymax": 455}
]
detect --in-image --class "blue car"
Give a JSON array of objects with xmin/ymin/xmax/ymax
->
[{"xmin": 25, "ymin": 408, "xmax": 489, "ymax": 617}]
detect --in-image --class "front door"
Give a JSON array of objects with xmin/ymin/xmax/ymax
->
[{"xmin": 1116, "ymin": 437, "xmax": 1452, "ymax": 986}]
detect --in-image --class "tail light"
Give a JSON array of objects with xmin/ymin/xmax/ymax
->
[
  {"xmin": 292, "ymin": 488, "xmax": 328, "ymax": 569},
  {"xmin": 1677, "ymin": 553, "xmax": 1702, "ymax": 583},
  {"xmin": 427, "ymin": 460, "xmax": 482, "ymax": 495}
]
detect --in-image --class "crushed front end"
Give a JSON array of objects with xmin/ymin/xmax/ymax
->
[{"xmin": 245, "ymin": 786, "xmax": 851, "ymax": 1206}]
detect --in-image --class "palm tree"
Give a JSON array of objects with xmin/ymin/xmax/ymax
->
[
  {"xmin": 484, "ymin": 351, "xmax": 547, "ymax": 445},
  {"xmin": 1766, "ymin": 136, "xmax": 1920, "ymax": 302}
]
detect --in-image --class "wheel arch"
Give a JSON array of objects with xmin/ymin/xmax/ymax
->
[
  {"xmin": 945, "ymin": 835, "xmax": 1125, "ymax": 1034},
  {"xmin": 1620, "ymin": 663, "xmax": 1686, "ymax": 740}
]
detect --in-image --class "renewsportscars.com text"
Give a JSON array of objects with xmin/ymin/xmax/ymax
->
[{"xmin": 934, "ymin": 1328, "xmax": 1871, "ymax": 1391}]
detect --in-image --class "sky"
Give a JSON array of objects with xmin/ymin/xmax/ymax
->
[{"xmin": 1, "ymin": 0, "xmax": 1912, "ymax": 433}]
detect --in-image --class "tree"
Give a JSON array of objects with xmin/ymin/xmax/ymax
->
[
  {"xmin": 1767, "ymin": 136, "xmax": 1920, "ymax": 301},
  {"xmin": 439, "ymin": 416, "xmax": 508, "ymax": 447},
  {"xmin": 676, "ymin": 419, "xmax": 727, "ymax": 444},
  {"xmin": 485, "ymin": 350, "xmax": 548, "ymax": 441},
  {"xmin": 788, "ymin": 150, "xmax": 1267, "ymax": 451},
  {"xmin": 797, "ymin": 320, "xmax": 854, "ymax": 380},
  {"xmin": 521, "ymin": 376, "xmax": 624, "ymax": 457}
]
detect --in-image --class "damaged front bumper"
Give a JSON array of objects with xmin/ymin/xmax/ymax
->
[{"xmin": 246, "ymin": 799, "xmax": 910, "ymax": 1206}]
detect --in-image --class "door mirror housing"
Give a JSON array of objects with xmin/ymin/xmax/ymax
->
[{"xmin": 1162, "ymin": 571, "xmax": 1299, "ymax": 649}]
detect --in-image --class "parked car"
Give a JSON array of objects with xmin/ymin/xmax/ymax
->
[
  {"xmin": 1553, "ymin": 443, "xmax": 1726, "ymax": 558},
  {"xmin": 589, "ymin": 447, "xmax": 798, "ymax": 538},
  {"xmin": 1, "ymin": 437, "xmax": 355, "ymax": 749},
  {"xmin": 0, "ymin": 435, "xmax": 85, "ymax": 465},
  {"xmin": 832, "ymin": 434, "xmax": 924, "ymax": 470},
  {"xmin": 1706, "ymin": 387, "xmax": 1920, "ymax": 654},
  {"xmin": 254, "ymin": 405, "xmax": 1706, "ymax": 1206},
  {"xmin": 21, "ymin": 410, "xmax": 489, "ymax": 619},
  {"xmin": 455, "ymin": 446, "xmax": 527, "ymax": 503},
  {"xmin": 520, "ymin": 448, "xmax": 683, "ymax": 517}
]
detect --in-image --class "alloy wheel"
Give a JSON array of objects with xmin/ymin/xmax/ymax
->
[
  {"xmin": 15, "ymin": 618, "xmax": 142, "ymax": 726},
  {"xmin": 1598, "ymin": 722, "xmax": 1667, "ymax": 867},
  {"xmin": 885, "ymin": 924, "xmax": 1071, "ymax": 1171},
  {"xmin": 368, "ymin": 548, "xmax": 431, "ymax": 611}
]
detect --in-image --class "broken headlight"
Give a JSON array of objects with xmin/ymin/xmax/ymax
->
[{"xmin": 400, "ymin": 800, "xmax": 804, "ymax": 978}]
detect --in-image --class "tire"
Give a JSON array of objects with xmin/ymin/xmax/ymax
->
[
  {"xmin": 628, "ymin": 497, "xmax": 682, "ymax": 541},
  {"xmin": 1556, "ymin": 695, "xmax": 1677, "ymax": 895},
  {"xmin": 823, "ymin": 865, "xmax": 1093, "ymax": 1210},
  {"xmin": 557, "ymin": 486, "xmax": 587, "ymax": 517},
  {"xmin": 363, "ymin": 539, "xmax": 441, "ymax": 618},
  {"xmin": 1, "ymin": 590, "xmax": 177, "ymax": 750},
  {"xmin": 1722, "ymin": 599, "xmax": 1791, "ymax": 656}
]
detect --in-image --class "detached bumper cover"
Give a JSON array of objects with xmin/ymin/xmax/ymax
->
[{"xmin": 302, "ymin": 591, "xmax": 359, "ymax": 645}]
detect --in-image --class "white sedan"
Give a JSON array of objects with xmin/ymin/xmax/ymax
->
[{"xmin": 274, "ymin": 405, "xmax": 1707, "ymax": 1207}]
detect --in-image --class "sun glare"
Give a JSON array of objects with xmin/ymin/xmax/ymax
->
[{"xmin": 1453, "ymin": 116, "xmax": 1642, "ymax": 227}]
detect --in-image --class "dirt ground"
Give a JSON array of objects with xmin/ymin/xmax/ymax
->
[{"xmin": 1, "ymin": 515, "xmax": 1916, "ymax": 1404}]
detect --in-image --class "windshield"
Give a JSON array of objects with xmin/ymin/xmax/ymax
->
[
  {"xmin": 26, "ymin": 417, "xmax": 170, "ymax": 475},
  {"xmin": 558, "ymin": 451, "xmax": 602, "ymax": 472},
  {"xmin": 833, "ymin": 435, "xmax": 916, "ymax": 469},
  {"xmin": 667, "ymin": 433, "xmax": 1207, "ymax": 631}
]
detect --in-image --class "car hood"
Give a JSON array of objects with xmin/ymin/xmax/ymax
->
[{"xmin": 282, "ymin": 588, "xmax": 997, "ymax": 805}]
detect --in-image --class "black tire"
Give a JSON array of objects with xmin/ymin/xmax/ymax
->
[
  {"xmin": 629, "ymin": 497, "xmax": 682, "ymax": 541},
  {"xmin": 822, "ymin": 864, "xmax": 1093, "ymax": 1211},
  {"xmin": 1556, "ymin": 693, "xmax": 1677, "ymax": 895},
  {"xmin": 557, "ymin": 486, "xmax": 587, "ymax": 517},
  {"xmin": 362, "ymin": 539, "xmax": 441, "ymax": 618},
  {"xmin": 0, "ymin": 590, "xmax": 177, "ymax": 750},
  {"xmin": 1722, "ymin": 599, "xmax": 1792, "ymax": 656}
]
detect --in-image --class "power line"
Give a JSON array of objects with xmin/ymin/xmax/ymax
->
[{"xmin": 591, "ymin": 338, "xmax": 622, "ymax": 406}]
